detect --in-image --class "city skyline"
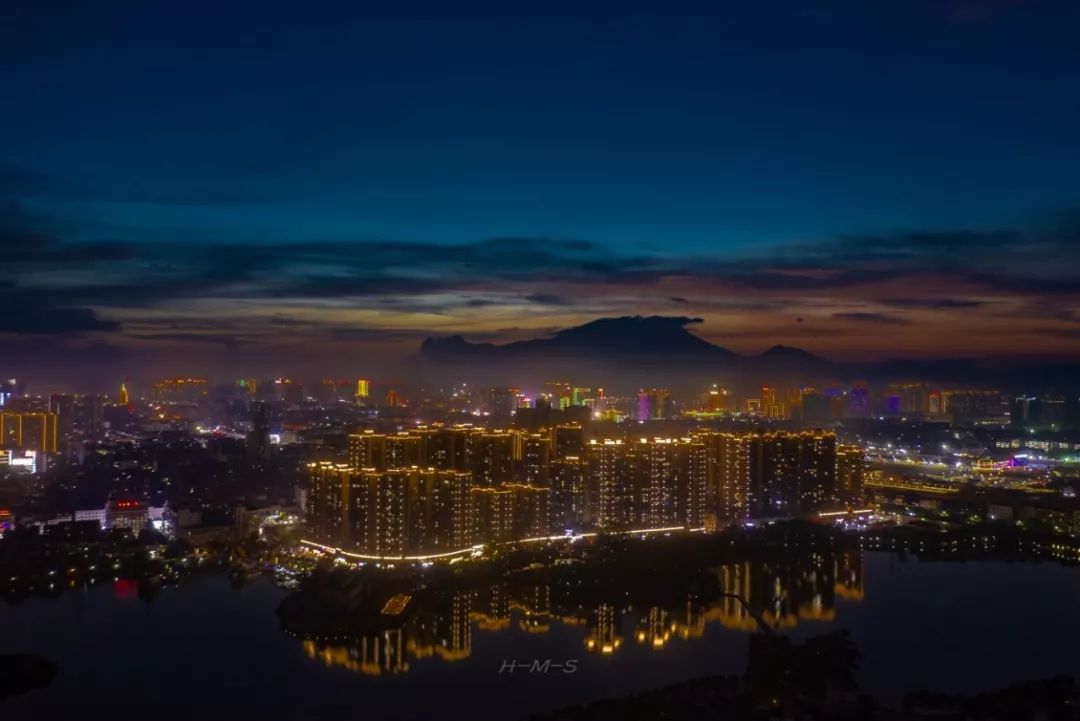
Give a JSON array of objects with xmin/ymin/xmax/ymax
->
[
  {"xmin": 3, "ymin": 4, "xmax": 1080, "ymax": 718},
  {"xmin": 4, "ymin": 1, "xmax": 1080, "ymax": 384}
]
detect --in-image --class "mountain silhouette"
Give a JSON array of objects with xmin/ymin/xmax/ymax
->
[
  {"xmin": 418, "ymin": 316, "xmax": 1080, "ymax": 392},
  {"xmin": 421, "ymin": 316, "xmax": 740, "ymax": 362},
  {"xmin": 418, "ymin": 316, "xmax": 837, "ymax": 391}
]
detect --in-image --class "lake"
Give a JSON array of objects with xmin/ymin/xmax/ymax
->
[{"xmin": 2, "ymin": 552, "xmax": 1078, "ymax": 720}]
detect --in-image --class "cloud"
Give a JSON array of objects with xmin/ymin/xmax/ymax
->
[
  {"xmin": 1, "ymin": 193, "xmax": 1079, "ymax": 359},
  {"xmin": 1037, "ymin": 328, "xmax": 1080, "ymax": 339},
  {"xmin": 524, "ymin": 293, "xmax": 572, "ymax": 306},
  {"xmin": 0, "ymin": 280, "xmax": 120, "ymax": 335},
  {"xmin": 833, "ymin": 312, "xmax": 912, "ymax": 326},
  {"xmin": 726, "ymin": 268, "xmax": 911, "ymax": 290},
  {"xmin": 877, "ymin": 298, "xmax": 987, "ymax": 310},
  {"xmin": 132, "ymin": 332, "xmax": 251, "ymax": 349},
  {"xmin": 0, "ymin": 300, "xmax": 119, "ymax": 334}
]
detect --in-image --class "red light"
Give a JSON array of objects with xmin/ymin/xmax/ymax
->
[{"xmin": 113, "ymin": 579, "xmax": 138, "ymax": 600}]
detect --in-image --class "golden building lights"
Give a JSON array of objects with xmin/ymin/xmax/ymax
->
[{"xmin": 0, "ymin": 411, "xmax": 59, "ymax": 453}]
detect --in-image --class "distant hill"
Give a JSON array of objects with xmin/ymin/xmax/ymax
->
[
  {"xmin": 421, "ymin": 316, "xmax": 740, "ymax": 363},
  {"xmin": 418, "ymin": 316, "xmax": 1080, "ymax": 392},
  {"xmin": 419, "ymin": 316, "xmax": 831, "ymax": 389}
]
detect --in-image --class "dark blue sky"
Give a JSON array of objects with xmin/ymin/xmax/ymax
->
[{"xmin": 2, "ymin": 0, "xmax": 1080, "ymax": 383}]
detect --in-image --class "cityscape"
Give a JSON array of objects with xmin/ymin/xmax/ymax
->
[{"xmin": 4, "ymin": 2, "xmax": 1080, "ymax": 720}]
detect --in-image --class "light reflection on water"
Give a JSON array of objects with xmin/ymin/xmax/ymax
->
[{"xmin": 1, "ymin": 552, "xmax": 1077, "ymax": 721}]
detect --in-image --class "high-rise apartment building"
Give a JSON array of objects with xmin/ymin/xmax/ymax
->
[
  {"xmin": 550, "ymin": 456, "xmax": 587, "ymax": 529},
  {"xmin": 306, "ymin": 462, "xmax": 473, "ymax": 556},
  {"xmin": 836, "ymin": 444, "xmax": 865, "ymax": 505},
  {"xmin": 699, "ymin": 430, "xmax": 840, "ymax": 520},
  {"xmin": 0, "ymin": 411, "xmax": 59, "ymax": 453}
]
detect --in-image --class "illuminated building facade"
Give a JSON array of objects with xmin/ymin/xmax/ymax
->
[
  {"xmin": 636, "ymin": 388, "xmax": 670, "ymax": 420},
  {"xmin": 469, "ymin": 431, "xmax": 516, "ymax": 486},
  {"xmin": 521, "ymin": 433, "xmax": 551, "ymax": 486},
  {"xmin": 701, "ymin": 385, "xmax": 732, "ymax": 413},
  {"xmin": 471, "ymin": 486, "xmax": 513, "ymax": 543},
  {"xmin": 0, "ymin": 378, "xmax": 17, "ymax": 407},
  {"xmin": 701, "ymin": 430, "xmax": 840, "ymax": 519},
  {"xmin": 836, "ymin": 444, "xmax": 865, "ymax": 505},
  {"xmin": 588, "ymin": 437, "xmax": 706, "ymax": 530},
  {"xmin": 550, "ymin": 456, "xmax": 587, "ymax": 529},
  {"xmin": 105, "ymin": 499, "xmax": 150, "ymax": 536},
  {"xmin": 151, "ymin": 377, "xmax": 208, "ymax": 402},
  {"xmin": 317, "ymin": 378, "xmax": 355, "ymax": 403},
  {"xmin": 349, "ymin": 431, "xmax": 422, "ymax": 470},
  {"xmin": 415, "ymin": 425, "xmax": 479, "ymax": 471},
  {"xmin": 0, "ymin": 411, "xmax": 59, "ymax": 453},
  {"xmin": 306, "ymin": 462, "xmax": 474, "ymax": 555},
  {"xmin": 470, "ymin": 482, "xmax": 550, "ymax": 543},
  {"xmin": 760, "ymin": 386, "xmax": 787, "ymax": 419},
  {"xmin": 553, "ymin": 423, "xmax": 584, "ymax": 459},
  {"xmin": 642, "ymin": 438, "xmax": 707, "ymax": 528},
  {"xmin": 942, "ymin": 390, "xmax": 1003, "ymax": 422},
  {"xmin": 591, "ymin": 439, "xmax": 638, "ymax": 530},
  {"xmin": 885, "ymin": 383, "xmax": 931, "ymax": 414}
]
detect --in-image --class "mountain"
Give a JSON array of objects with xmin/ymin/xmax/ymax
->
[
  {"xmin": 418, "ymin": 315, "xmax": 1080, "ymax": 391},
  {"xmin": 418, "ymin": 316, "xmax": 834, "ymax": 389},
  {"xmin": 421, "ymin": 316, "xmax": 738, "ymax": 363}
]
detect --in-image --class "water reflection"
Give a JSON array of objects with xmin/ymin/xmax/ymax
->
[{"xmin": 299, "ymin": 550, "xmax": 863, "ymax": 675}]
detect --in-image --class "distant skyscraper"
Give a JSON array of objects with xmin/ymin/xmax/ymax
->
[
  {"xmin": 636, "ymin": 388, "xmax": 670, "ymax": 421},
  {"xmin": 0, "ymin": 378, "xmax": 16, "ymax": 407},
  {"xmin": 48, "ymin": 394, "xmax": 75, "ymax": 443},
  {"xmin": 836, "ymin": 445, "xmax": 865, "ymax": 505},
  {"xmin": 701, "ymin": 385, "xmax": 731, "ymax": 412},
  {"xmin": 487, "ymin": 387, "xmax": 517, "ymax": 419},
  {"xmin": 550, "ymin": 456, "xmax": 587, "ymax": 529},
  {"xmin": 800, "ymin": 389, "xmax": 829, "ymax": 424},
  {"xmin": 152, "ymin": 377, "xmax": 208, "ymax": 402},
  {"xmin": 247, "ymin": 401, "xmax": 271, "ymax": 459},
  {"xmin": 1010, "ymin": 396, "xmax": 1041, "ymax": 428},
  {"xmin": 118, "ymin": 382, "xmax": 129, "ymax": 406},
  {"xmin": 847, "ymin": 386, "xmax": 870, "ymax": 418},
  {"xmin": 0, "ymin": 411, "xmax": 59, "ymax": 453},
  {"xmin": 885, "ymin": 383, "xmax": 930, "ymax": 414},
  {"xmin": 942, "ymin": 390, "xmax": 1003, "ymax": 422},
  {"xmin": 356, "ymin": 378, "xmax": 370, "ymax": 400}
]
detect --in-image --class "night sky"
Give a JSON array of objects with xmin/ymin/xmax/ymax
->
[{"xmin": 3, "ymin": 0, "xmax": 1080, "ymax": 385}]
